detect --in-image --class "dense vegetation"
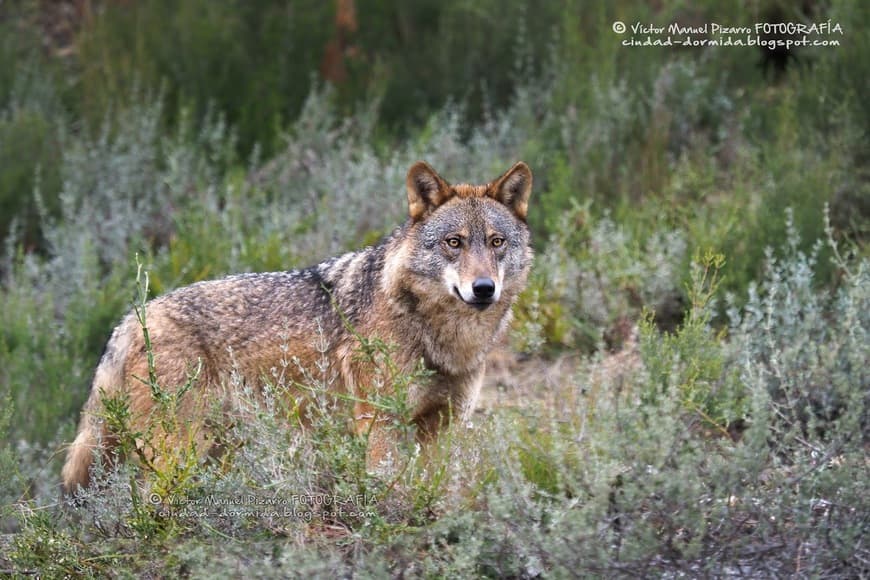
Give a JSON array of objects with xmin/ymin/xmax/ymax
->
[{"xmin": 1, "ymin": 0, "xmax": 867, "ymax": 576}]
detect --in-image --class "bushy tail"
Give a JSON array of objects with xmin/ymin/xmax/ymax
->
[
  {"xmin": 61, "ymin": 413, "xmax": 103, "ymax": 495},
  {"xmin": 61, "ymin": 326, "xmax": 130, "ymax": 495}
]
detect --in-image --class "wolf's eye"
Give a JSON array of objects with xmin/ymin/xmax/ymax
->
[
  {"xmin": 445, "ymin": 236, "xmax": 461, "ymax": 248},
  {"xmin": 491, "ymin": 236, "xmax": 505, "ymax": 248}
]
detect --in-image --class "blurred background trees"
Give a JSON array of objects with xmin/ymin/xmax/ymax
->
[{"xmin": 2, "ymin": 0, "xmax": 867, "ymax": 254}]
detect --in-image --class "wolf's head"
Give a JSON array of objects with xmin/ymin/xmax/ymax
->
[{"xmin": 399, "ymin": 161, "xmax": 533, "ymax": 313}]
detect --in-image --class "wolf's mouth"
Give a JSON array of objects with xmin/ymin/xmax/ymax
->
[{"xmin": 453, "ymin": 286, "xmax": 494, "ymax": 311}]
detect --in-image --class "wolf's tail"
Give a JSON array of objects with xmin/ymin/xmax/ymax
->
[
  {"xmin": 61, "ymin": 324, "xmax": 130, "ymax": 495},
  {"xmin": 61, "ymin": 413, "xmax": 103, "ymax": 495}
]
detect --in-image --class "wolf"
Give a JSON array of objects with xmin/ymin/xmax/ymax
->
[{"xmin": 61, "ymin": 161, "xmax": 533, "ymax": 494}]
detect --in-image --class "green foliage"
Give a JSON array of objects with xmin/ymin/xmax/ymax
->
[
  {"xmin": 0, "ymin": 396, "xmax": 23, "ymax": 515},
  {"xmin": 0, "ymin": 110, "xmax": 63, "ymax": 248},
  {"xmin": 4, "ymin": 226, "xmax": 868, "ymax": 576},
  {"xmin": 76, "ymin": 0, "xmax": 334, "ymax": 155},
  {"xmin": 0, "ymin": 269, "xmax": 124, "ymax": 446},
  {"xmin": 0, "ymin": 0, "xmax": 867, "ymax": 575},
  {"xmin": 10, "ymin": 509, "xmax": 99, "ymax": 577},
  {"xmin": 729, "ymin": 209, "xmax": 869, "ymax": 454},
  {"xmin": 517, "ymin": 201, "xmax": 688, "ymax": 351},
  {"xmin": 95, "ymin": 261, "xmax": 205, "ymax": 531},
  {"xmin": 345, "ymin": 0, "xmax": 561, "ymax": 131},
  {"xmin": 71, "ymin": 0, "xmax": 563, "ymax": 154},
  {"xmin": 640, "ymin": 250, "xmax": 745, "ymax": 433},
  {"xmin": 0, "ymin": 3, "xmax": 68, "ymax": 247}
]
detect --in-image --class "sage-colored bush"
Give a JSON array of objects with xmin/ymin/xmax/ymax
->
[{"xmin": 1, "ymin": 0, "xmax": 867, "ymax": 576}]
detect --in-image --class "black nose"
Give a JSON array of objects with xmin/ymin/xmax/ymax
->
[{"xmin": 472, "ymin": 277, "xmax": 496, "ymax": 299}]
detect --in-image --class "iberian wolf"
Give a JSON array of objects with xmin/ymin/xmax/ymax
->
[{"xmin": 62, "ymin": 161, "xmax": 533, "ymax": 493}]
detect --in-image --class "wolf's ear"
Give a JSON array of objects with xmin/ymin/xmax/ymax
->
[
  {"xmin": 490, "ymin": 161, "xmax": 532, "ymax": 221},
  {"xmin": 406, "ymin": 161, "xmax": 452, "ymax": 221}
]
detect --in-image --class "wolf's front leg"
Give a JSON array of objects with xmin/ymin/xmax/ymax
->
[
  {"xmin": 412, "ymin": 369, "xmax": 483, "ymax": 445},
  {"xmin": 353, "ymin": 400, "xmax": 405, "ymax": 472}
]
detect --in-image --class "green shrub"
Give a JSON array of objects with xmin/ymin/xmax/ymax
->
[
  {"xmin": 1, "ymin": 1, "xmax": 868, "ymax": 574},
  {"xmin": 76, "ymin": 0, "xmax": 333, "ymax": 156},
  {"xmin": 0, "ymin": 396, "xmax": 23, "ymax": 521},
  {"xmin": 640, "ymin": 250, "xmax": 746, "ymax": 433},
  {"xmin": 517, "ymin": 201, "xmax": 688, "ymax": 351},
  {"xmin": 0, "ymin": 255, "xmax": 130, "ymax": 446},
  {"xmin": 5, "ymin": 211, "xmax": 867, "ymax": 580}
]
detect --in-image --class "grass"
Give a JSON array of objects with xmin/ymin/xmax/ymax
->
[{"xmin": 1, "ymin": 0, "xmax": 868, "ymax": 576}]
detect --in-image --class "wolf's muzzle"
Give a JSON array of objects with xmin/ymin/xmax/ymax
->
[
  {"xmin": 453, "ymin": 277, "xmax": 497, "ymax": 311},
  {"xmin": 472, "ymin": 277, "xmax": 496, "ymax": 299}
]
